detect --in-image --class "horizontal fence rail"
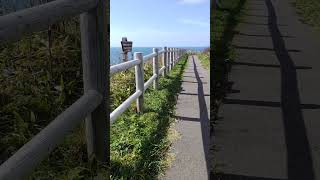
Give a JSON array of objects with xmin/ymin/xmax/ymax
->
[
  {"xmin": 0, "ymin": 1, "xmax": 187, "ymax": 179},
  {"xmin": 0, "ymin": 0, "xmax": 98, "ymax": 44},
  {"xmin": 110, "ymin": 47, "xmax": 186, "ymax": 123},
  {"xmin": 0, "ymin": 91, "xmax": 102, "ymax": 179},
  {"xmin": 110, "ymin": 59, "xmax": 141, "ymax": 75},
  {"xmin": 0, "ymin": 0, "xmax": 108, "ymax": 179}
]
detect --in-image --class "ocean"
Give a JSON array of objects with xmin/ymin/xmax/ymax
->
[{"xmin": 110, "ymin": 47, "xmax": 208, "ymax": 65}]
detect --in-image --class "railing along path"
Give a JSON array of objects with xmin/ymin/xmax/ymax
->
[
  {"xmin": 110, "ymin": 47, "xmax": 186, "ymax": 123},
  {"xmin": 0, "ymin": 0, "xmax": 186, "ymax": 179}
]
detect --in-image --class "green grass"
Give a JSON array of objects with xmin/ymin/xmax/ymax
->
[
  {"xmin": 0, "ymin": 14, "xmax": 187, "ymax": 178},
  {"xmin": 0, "ymin": 6, "xmax": 188, "ymax": 178},
  {"xmin": 294, "ymin": 0, "xmax": 320, "ymax": 32},
  {"xmin": 211, "ymin": 0, "xmax": 247, "ymax": 123},
  {"xmin": 110, "ymin": 55, "xmax": 188, "ymax": 180},
  {"xmin": 198, "ymin": 49, "xmax": 210, "ymax": 70},
  {"xmin": 212, "ymin": 0, "xmax": 246, "ymax": 80},
  {"xmin": 210, "ymin": 0, "xmax": 247, "ymax": 176},
  {"xmin": 0, "ymin": 18, "xmax": 106, "ymax": 179}
]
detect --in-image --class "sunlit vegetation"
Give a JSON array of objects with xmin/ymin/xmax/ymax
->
[{"xmin": 110, "ymin": 55, "xmax": 188, "ymax": 180}]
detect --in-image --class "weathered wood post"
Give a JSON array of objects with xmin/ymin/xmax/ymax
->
[
  {"xmin": 172, "ymin": 48, "xmax": 174, "ymax": 68},
  {"xmin": 177, "ymin": 48, "xmax": 179, "ymax": 61},
  {"xmin": 167, "ymin": 47, "xmax": 170, "ymax": 71},
  {"xmin": 174, "ymin": 48, "xmax": 176, "ymax": 65},
  {"xmin": 173, "ymin": 48, "xmax": 175, "ymax": 66},
  {"xmin": 168, "ymin": 48, "xmax": 171, "ymax": 71},
  {"xmin": 175, "ymin": 48, "xmax": 178, "ymax": 63},
  {"xmin": 80, "ymin": 0, "xmax": 108, "ymax": 163},
  {"xmin": 169, "ymin": 48, "xmax": 173, "ymax": 71},
  {"xmin": 175, "ymin": 48, "xmax": 178, "ymax": 62},
  {"xmin": 135, "ymin": 52, "xmax": 144, "ymax": 113},
  {"xmin": 153, "ymin": 48, "xmax": 159, "ymax": 89},
  {"xmin": 162, "ymin": 47, "xmax": 167, "ymax": 76},
  {"xmin": 176, "ymin": 48, "xmax": 178, "ymax": 62}
]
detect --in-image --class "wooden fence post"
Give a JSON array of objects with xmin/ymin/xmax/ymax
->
[
  {"xmin": 177, "ymin": 48, "xmax": 179, "ymax": 62},
  {"xmin": 177, "ymin": 48, "xmax": 179, "ymax": 61},
  {"xmin": 173, "ymin": 48, "xmax": 175, "ymax": 66},
  {"xmin": 170, "ymin": 48, "xmax": 173, "ymax": 70},
  {"xmin": 168, "ymin": 48, "xmax": 171, "ymax": 71},
  {"xmin": 153, "ymin": 48, "xmax": 159, "ymax": 89},
  {"xmin": 172, "ymin": 48, "xmax": 174, "ymax": 68},
  {"xmin": 163, "ymin": 47, "xmax": 167, "ymax": 76},
  {"xmin": 175, "ymin": 48, "xmax": 178, "ymax": 62},
  {"xmin": 80, "ymin": 0, "xmax": 108, "ymax": 163},
  {"xmin": 168, "ymin": 47, "xmax": 171, "ymax": 71},
  {"xmin": 175, "ymin": 48, "xmax": 177, "ymax": 63},
  {"xmin": 135, "ymin": 52, "xmax": 144, "ymax": 113}
]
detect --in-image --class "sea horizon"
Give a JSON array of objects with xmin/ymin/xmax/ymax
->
[{"xmin": 110, "ymin": 46, "xmax": 209, "ymax": 65}]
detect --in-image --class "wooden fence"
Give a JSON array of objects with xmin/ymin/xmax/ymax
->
[
  {"xmin": 0, "ymin": 0, "xmax": 108, "ymax": 179},
  {"xmin": 0, "ymin": 0, "xmax": 186, "ymax": 179},
  {"xmin": 110, "ymin": 47, "xmax": 186, "ymax": 123}
]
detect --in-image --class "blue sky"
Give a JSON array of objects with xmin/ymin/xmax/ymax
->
[{"xmin": 110, "ymin": 0, "xmax": 210, "ymax": 47}]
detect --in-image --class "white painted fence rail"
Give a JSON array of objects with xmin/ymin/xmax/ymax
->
[
  {"xmin": 0, "ymin": 0, "xmax": 108, "ymax": 179},
  {"xmin": 110, "ymin": 47, "xmax": 186, "ymax": 123}
]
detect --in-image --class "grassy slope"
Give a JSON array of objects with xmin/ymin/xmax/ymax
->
[
  {"xmin": 294, "ymin": 0, "xmax": 320, "ymax": 31},
  {"xmin": 110, "ymin": 55, "xmax": 188, "ymax": 180},
  {"xmin": 0, "ymin": 5, "xmax": 187, "ymax": 178},
  {"xmin": 1, "ymin": 25, "xmax": 187, "ymax": 179},
  {"xmin": 211, "ymin": 0, "xmax": 246, "ymax": 127},
  {"xmin": 0, "ymin": 19, "xmax": 106, "ymax": 179},
  {"xmin": 198, "ymin": 49, "xmax": 210, "ymax": 70},
  {"xmin": 210, "ymin": 0, "xmax": 247, "ymax": 176}
]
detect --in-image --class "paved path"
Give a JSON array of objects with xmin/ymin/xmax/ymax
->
[
  {"xmin": 213, "ymin": 0, "xmax": 320, "ymax": 179},
  {"xmin": 162, "ymin": 55, "xmax": 210, "ymax": 180}
]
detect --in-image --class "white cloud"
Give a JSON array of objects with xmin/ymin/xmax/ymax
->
[
  {"xmin": 178, "ymin": 0, "xmax": 207, "ymax": 4},
  {"xmin": 179, "ymin": 19, "xmax": 209, "ymax": 27}
]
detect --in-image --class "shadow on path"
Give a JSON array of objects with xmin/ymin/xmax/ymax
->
[
  {"xmin": 211, "ymin": 173, "xmax": 288, "ymax": 180},
  {"xmin": 191, "ymin": 56, "xmax": 210, "ymax": 176},
  {"xmin": 267, "ymin": 0, "xmax": 314, "ymax": 179},
  {"xmin": 242, "ymin": 13, "xmax": 269, "ymax": 17},
  {"xmin": 232, "ymin": 61, "xmax": 312, "ymax": 69},
  {"xmin": 175, "ymin": 55, "xmax": 210, "ymax": 178},
  {"xmin": 239, "ymin": 21, "xmax": 288, "ymax": 26},
  {"xmin": 232, "ymin": 45, "xmax": 301, "ymax": 52},
  {"xmin": 234, "ymin": 31, "xmax": 295, "ymax": 38},
  {"xmin": 224, "ymin": 99, "xmax": 320, "ymax": 109},
  {"xmin": 213, "ymin": 0, "xmax": 316, "ymax": 179}
]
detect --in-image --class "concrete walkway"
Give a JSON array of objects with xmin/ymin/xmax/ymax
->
[
  {"xmin": 213, "ymin": 0, "xmax": 320, "ymax": 179},
  {"xmin": 162, "ymin": 55, "xmax": 210, "ymax": 180}
]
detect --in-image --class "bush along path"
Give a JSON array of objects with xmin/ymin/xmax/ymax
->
[
  {"xmin": 162, "ymin": 55, "xmax": 210, "ymax": 180},
  {"xmin": 212, "ymin": 0, "xmax": 320, "ymax": 179},
  {"xmin": 198, "ymin": 48, "xmax": 210, "ymax": 70},
  {"xmin": 110, "ymin": 54, "xmax": 188, "ymax": 180}
]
